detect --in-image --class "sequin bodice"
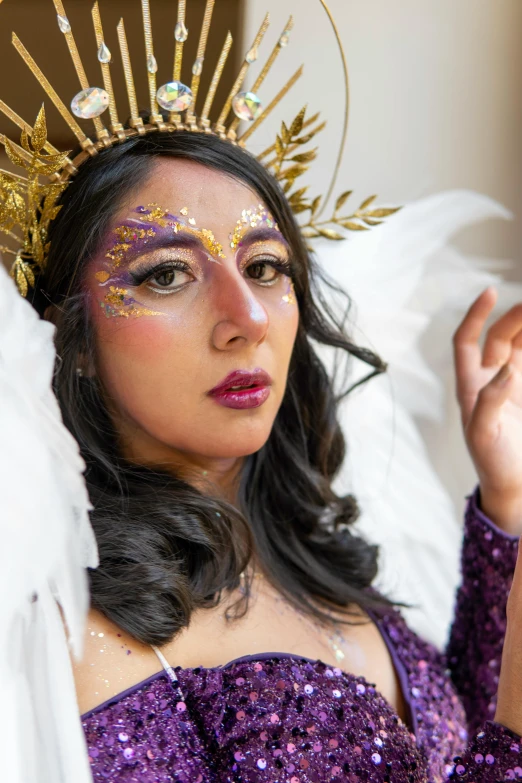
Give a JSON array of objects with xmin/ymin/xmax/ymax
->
[{"xmin": 82, "ymin": 486, "xmax": 522, "ymax": 781}]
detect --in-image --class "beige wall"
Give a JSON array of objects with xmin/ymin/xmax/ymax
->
[{"xmin": 243, "ymin": 0, "xmax": 522, "ymax": 276}]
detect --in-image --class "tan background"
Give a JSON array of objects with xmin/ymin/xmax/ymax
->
[{"xmin": 243, "ymin": 0, "xmax": 522, "ymax": 279}]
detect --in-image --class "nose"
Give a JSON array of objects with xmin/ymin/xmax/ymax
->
[{"xmin": 210, "ymin": 264, "xmax": 269, "ymax": 351}]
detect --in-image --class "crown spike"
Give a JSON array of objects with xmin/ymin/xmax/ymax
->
[
  {"xmin": 169, "ymin": 0, "xmax": 188, "ymax": 125},
  {"xmin": 200, "ymin": 31, "xmax": 233, "ymax": 126},
  {"xmin": 173, "ymin": 0, "xmax": 187, "ymax": 82},
  {"xmin": 140, "ymin": 0, "xmax": 163, "ymax": 126},
  {"xmin": 228, "ymin": 16, "xmax": 294, "ymax": 137},
  {"xmin": 12, "ymin": 33, "xmax": 94, "ymax": 150},
  {"xmin": 238, "ymin": 65, "xmax": 304, "ymax": 145},
  {"xmin": 92, "ymin": 3, "xmax": 123, "ymax": 137},
  {"xmin": 0, "ymin": 99, "xmax": 60, "ymax": 156},
  {"xmin": 215, "ymin": 13, "xmax": 270, "ymax": 134},
  {"xmin": 52, "ymin": 0, "xmax": 107, "ymax": 138},
  {"xmin": 116, "ymin": 19, "xmax": 145, "ymax": 134},
  {"xmin": 186, "ymin": 0, "xmax": 215, "ymax": 125}
]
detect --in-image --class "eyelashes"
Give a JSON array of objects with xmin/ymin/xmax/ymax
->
[{"xmin": 129, "ymin": 255, "xmax": 295, "ymax": 295}]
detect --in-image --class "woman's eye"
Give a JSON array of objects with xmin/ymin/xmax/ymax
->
[
  {"xmin": 246, "ymin": 258, "xmax": 289, "ymax": 285},
  {"xmin": 145, "ymin": 265, "xmax": 193, "ymax": 293}
]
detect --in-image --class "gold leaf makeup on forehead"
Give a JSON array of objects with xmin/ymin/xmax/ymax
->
[
  {"xmin": 141, "ymin": 203, "xmax": 226, "ymax": 260},
  {"xmin": 230, "ymin": 204, "xmax": 280, "ymax": 251}
]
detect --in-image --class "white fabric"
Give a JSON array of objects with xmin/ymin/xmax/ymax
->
[
  {"xmin": 314, "ymin": 190, "xmax": 522, "ymax": 649},
  {"xmin": 0, "ymin": 263, "xmax": 98, "ymax": 783}
]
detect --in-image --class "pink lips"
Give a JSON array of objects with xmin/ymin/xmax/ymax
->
[{"xmin": 208, "ymin": 368, "xmax": 273, "ymax": 410}]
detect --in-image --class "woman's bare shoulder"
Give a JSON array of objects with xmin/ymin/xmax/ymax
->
[{"xmin": 71, "ymin": 607, "xmax": 163, "ymax": 716}]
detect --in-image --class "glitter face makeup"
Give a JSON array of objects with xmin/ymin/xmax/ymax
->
[
  {"xmin": 136, "ymin": 204, "xmax": 226, "ymax": 260},
  {"xmin": 83, "ymin": 156, "xmax": 300, "ymax": 522},
  {"xmin": 100, "ymin": 286, "xmax": 163, "ymax": 319},
  {"xmin": 229, "ymin": 204, "xmax": 280, "ymax": 251},
  {"xmin": 282, "ymin": 279, "xmax": 296, "ymax": 305},
  {"xmin": 93, "ymin": 203, "xmax": 228, "ymax": 319}
]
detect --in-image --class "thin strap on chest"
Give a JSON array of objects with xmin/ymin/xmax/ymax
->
[
  {"xmin": 150, "ymin": 643, "xmax": 189, "ymax": 709},
  {"xmin": 151, "ymin": 644, "xmax": 179, "ymax": 683}
]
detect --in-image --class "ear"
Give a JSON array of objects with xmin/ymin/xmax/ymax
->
[{"xmin": 44, "ymin": 304, "xmax": 96, "ymax": 379}]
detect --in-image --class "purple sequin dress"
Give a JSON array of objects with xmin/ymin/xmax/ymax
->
[{"xmin": 82, "ymin": 486, "xmax": 522, "ymax": 782}]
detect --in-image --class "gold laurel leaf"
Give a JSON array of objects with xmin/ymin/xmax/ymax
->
[
  {"xmin": 290, "ymin": 106, "xmax": 306, "ymax": 138},
  {"xmin": 295, "ymin": 132, "xmax": 315, "ymax": 146},
  {"xmin": 6, "ymin": 191, "xmax": 26, "ymax": 224},
  {"xmin": 310, "ymin": 195, "xmax": 321, "ymax": 217},
  {"xmin": 291, "ymin": 149, "xmax": 317, "ymax": 164},
  {"xmin": 301, "ymin": 227, "xmax": 320, "ymax": 238},
  {"xmin": 20, "ymin": 129, "xmax": 32, "ymax": 154},
  {"xmin": 34, "ymin": 161, "xmax": 67, "ymax": 177},
  {"xmin": 32, "ymin": 225, "xmax": 44, "ymax": 264},
  {"xmin": 31, "ymin": 106, "xmax": 48, "ymax": 153},
  {"xmin": 275, "ymin": 135, "xmax": 284, "ymax": 158},
  {"xmin": 283, "ymin": 180, "xmax": 294, "ymax": 194},
  {"xmin": 318, "ymin": 228, "xmax": 345, "ymax": 240},
  {"xmin": 340, "ymin": 220, "xmax": 369, "ymax": 231},
  {"xmin": 334, "ymin": 190, "xmax": 353, "ymax": 213},
  {"xmin": 44, "ymin": 205, "xmax": 62, "ymax": 222},
  {"xmin": 4, "ymin": 140, "xmax": 29, "ymax": 170},
  {"xmin": 21, "ymin": 259, "xmax": 35, "ymax": 288},
  {"xmin": 288, "ymin": 186, "xmax": 309, "ymax": 203},
  {"xmin": 363, "ymin": 217, "xmax": 383, "ymax": 226},
  {"xmin": 13, "ymin": 262, "xmax": 28, "ymax": 297},
  {"xmin": 280, "ymin": 122, "xmax": 291, "ymax": 145},
  {"xmin": 278, "ymin": 164, "xmax": 308, "ymax": 181},
  {"xmin": 291, "ymin": 203, "xmax": 309, "ymax": 214},
  {"xmin": 366, "ymin": 207, "xmax": 401, "ymax": 218},
  {"xmin": 358, "ymin": 194, "xmax": 378, "ymax": 211}
]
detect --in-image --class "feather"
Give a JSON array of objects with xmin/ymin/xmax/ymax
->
[{"xmin": 0, "ymin": 261, "xmax": 97, "ymax": 782}]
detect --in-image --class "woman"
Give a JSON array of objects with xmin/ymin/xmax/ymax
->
[{"xmin": 32, "ymin": 127, "xmax": 522, "ymax": 781}]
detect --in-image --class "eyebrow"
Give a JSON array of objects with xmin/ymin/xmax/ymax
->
[
  {"xmin": 235, "ymin": 225, "xmax": 289, "ymax": 250},
  {"xmin": 114, "ymin": 229, "xmax": 211, "ymax": 264},
  {"xmin": 105, "ymin": 222, "xmax": 289, "ymax": 266}
]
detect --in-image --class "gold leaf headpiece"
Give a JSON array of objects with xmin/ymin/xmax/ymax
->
[{"xmin": 0, "ymin": 0, "xmax": 399, "ymax": 296}]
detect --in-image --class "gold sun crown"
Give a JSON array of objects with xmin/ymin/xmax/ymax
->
[{"xmin": 0, "ymin": 0, "xmax": 399, "ymax": 297}]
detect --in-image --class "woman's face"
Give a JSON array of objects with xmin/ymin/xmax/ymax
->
[{"xmin": 84, "ymin": 158, "xmax": 299, "ymax": 485}]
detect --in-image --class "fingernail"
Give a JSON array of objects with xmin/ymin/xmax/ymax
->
[{"xmin": 498, "ymin": 364, "xmax": 512, "ymax": 384}]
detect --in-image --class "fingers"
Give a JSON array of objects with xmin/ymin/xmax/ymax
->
[
  {"xmin": 467, "ymin": 362, "xmax": 515, "ymax": 440},
  {"xmin": 482, "ymin": 299, "xmax": 522, "ymax": 370},
  {"xmin": 453, "ymin": 287, "xmax": 498, "ymax": 399}
]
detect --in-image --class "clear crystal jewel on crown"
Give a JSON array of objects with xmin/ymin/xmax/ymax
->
[
  {"xmin": 245, "ymin": 45, "xmax": 258, "ymax": 64},
  {"xmin": 97, "ymin": 42, "xmax": 111, "ymax": 64},
  {"xmin": 147, "ymin": 54, "xmax": 158, "ymax": 74},
  {"xmin": 57, "ymin": 14, "xmax": 71, "ymax": 34},
  {"xmin": 279, "ymin": 31, "xmax": 290, "ymax": 47},
  {"xmin": 192, "ymin": 57, "xmax": 204, "ymax": 77},
  {"xmin": 232, "ymin": 91, "xmax": 263, "ymax": 122},
  {"xmin": 174, "ymin": 21, "xmax": 189, "ymax": 42},
  {"xmin": 71, "ymin": 87, "xmax": 109, "ymax": 119},
  {"xmin": 156, "ymin": 82, "xmax": 193, "ymax": 112}
]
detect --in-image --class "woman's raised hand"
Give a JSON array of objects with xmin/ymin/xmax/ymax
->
[{"xmin": 453, "ymin": 286, "xmax": 522, "ymax": 535}]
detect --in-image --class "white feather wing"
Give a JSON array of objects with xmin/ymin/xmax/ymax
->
[
  {"xmin": 313, "ymin": 190, "xmax": 522, "ymax": 648},
  {"xmin": 0, "ymin": 263, "xmax": 98, "ymax": 782}
]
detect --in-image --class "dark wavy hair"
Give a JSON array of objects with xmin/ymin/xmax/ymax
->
[{"xmin": 34, "ymin": 129, "xmax": 403, "ymax": 646}]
